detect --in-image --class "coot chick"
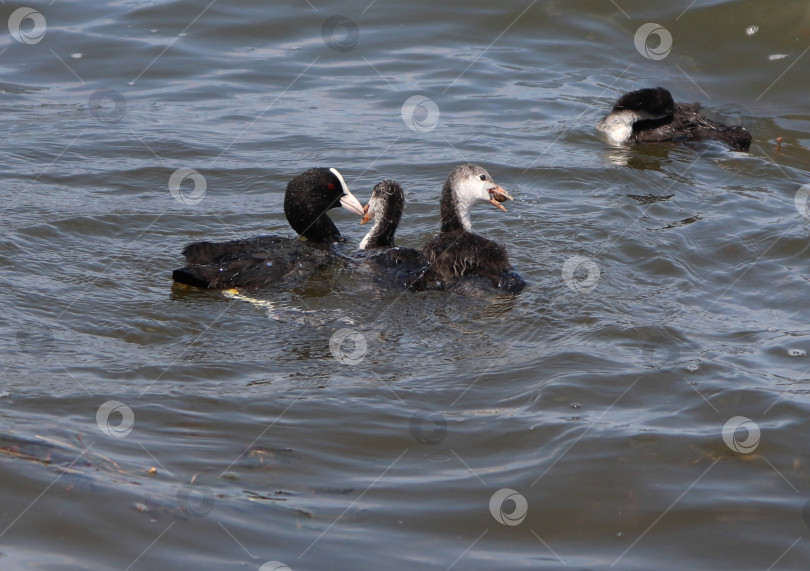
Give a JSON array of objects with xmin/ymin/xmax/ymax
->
[
  {"xmin": 172, "ymin": 167, "xmax": 364, "ymax": 289},
  {"xmin": 356, "ymin": 179, "xmax": 440, "ymax": 291},
  {"xmin": 420, "ymin": 164, "xmax": 525, "ymax": 294},
  {"xmin": 358, "ymin": 179, "xmax": 404, "ymax": 250},
  {"xmin": 596, "ymin": 87, "xmax": 752, "ymax": 151}
]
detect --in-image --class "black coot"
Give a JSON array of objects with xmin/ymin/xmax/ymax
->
[{"xmin": 172, "ymin": 167, "xmax": 364, "ymax": 289}]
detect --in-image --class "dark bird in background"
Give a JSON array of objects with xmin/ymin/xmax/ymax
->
[{"xmin": 597, "ymin": 87, "xmax": 752, "ymax": 151}]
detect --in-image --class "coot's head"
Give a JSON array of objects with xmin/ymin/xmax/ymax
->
[
  {"xmin": 441, "ymin": 164, "xmax": 513, "ymax": 232},
  {"xmin": 358, "ymin": 179, "xmax": 404, "ymax": 250},
  {"xmin": 283, "ymin": 167, "xmax": 364, "ymax": 242},
  {"xmin": 612, "ymin": 87, "xmax": 675, "ymax": 120}
]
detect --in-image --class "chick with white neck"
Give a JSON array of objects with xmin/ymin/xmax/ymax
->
[
  {"xmin": 422, "ymin": 164, "xmax": 525, "ymax": 293},
  {"xmin": 358, "ymin": 180, "xmax": 402, "ymax": 250},
  {"xmin": 355, "ymin": 179, "xmax": 441, "ymax": 291}
]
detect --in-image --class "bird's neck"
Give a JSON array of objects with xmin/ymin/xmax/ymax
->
[
  {"xmin": 285, "ymin": 199, "xmax": 342, "ymax": 243},
  {"xmin": 359, "ymin": 217, "xmax": 396, "ymax": 249},
  {"xmin": 439, "ymin": 184, "xmax": 472, "ymax": 233},
  {"xmin": 301, "ymin": 215, "xmax": 341, "ymax": 242}
]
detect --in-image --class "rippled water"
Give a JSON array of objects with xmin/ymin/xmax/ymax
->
[{"xmin": 2, "ymin": 0, "xmax": 810, "ymax": 569}]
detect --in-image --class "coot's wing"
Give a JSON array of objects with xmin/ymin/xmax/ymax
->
[
  {"xmin": 633, "ymin": 103, "xmax": 751, "ymax": 150},
  {"xmin": 632, "ymin": 103, "xmax": 700, "ymax": 144},
  {"xmin": 173, "ymin": 235, "xmax": 333, "ymax": 289},
  {"xmin": 421, "ymin": 232, "xmax": 523, "ymax": 292}
]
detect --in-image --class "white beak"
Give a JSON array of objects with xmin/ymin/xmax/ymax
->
[{"xmin": 339, "ymin": 190, "xmax": 365, "ymax": 217}]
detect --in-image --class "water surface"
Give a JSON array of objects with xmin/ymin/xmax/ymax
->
[{"xmin": 2, "ymin": 0, "xmax": 810, "ymax": 569}]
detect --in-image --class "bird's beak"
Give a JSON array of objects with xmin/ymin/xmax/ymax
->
[
  {"xmin": 339, "ymin": 189, "xmax": 365, "ymax": 217},
  {"xmin": 487, "ymin": 185, "xmax": 513, "ymax": 212},
  {"xmin": 360, "ymin": 204, "xmax": 374, "ymax": 225}
]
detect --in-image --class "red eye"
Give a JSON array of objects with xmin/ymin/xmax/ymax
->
[{"xmin": 328, "ymin": 183, "xmax": 335, "ymax": 190}]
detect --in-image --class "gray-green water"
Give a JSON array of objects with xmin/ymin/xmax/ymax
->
[{"xmin": 2, "ymin": 0, "xmax": 810, "ymax": 569}]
